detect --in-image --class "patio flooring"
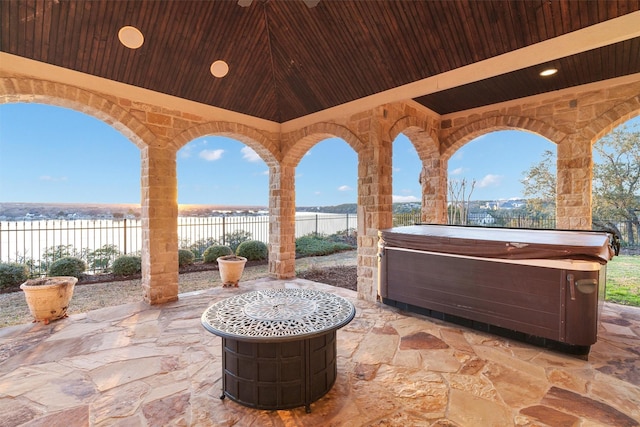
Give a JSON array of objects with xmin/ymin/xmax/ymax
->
[{"xmin": 0, "ymin": 278, "xmax": 638, "ymax": 426}]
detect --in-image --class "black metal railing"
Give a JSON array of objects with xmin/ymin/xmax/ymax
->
[
  {"xmin": 0, "ymin": 214, "xmax": 357, "ymax": 275},
  {"xmin": 1, "ymin": 212, "xmax": 636, "ymax": 275}
]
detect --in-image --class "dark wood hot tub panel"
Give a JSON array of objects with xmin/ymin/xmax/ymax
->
[{"xmin": 384, "ymin": 249, "xmax": 565, "ymax": 341}]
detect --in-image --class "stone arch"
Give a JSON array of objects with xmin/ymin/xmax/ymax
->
[
  {"xmin": 0, "ymin": 77, "xmax": 152, "ymax": 149},
  {"xmin": 282, "ymin": 122, "xmax": 365, "ymax": 167},
  {"xmin": 440, "ymin": 115, "xmax": 566, "ymax": 161},
  {"xmin": 579, "ymin": 94, "xmax": 640, "ymax": 143},
  {"xmin": 389, "ymin": 115, "xmax": 446, "ymax": 224},
  {"xmin": 389, "ymin": 115, "xmax": 438, "ymax": 160},
  {"xmin": 172, "ymin": 121, "xmax": 280, "ymax": 167}
]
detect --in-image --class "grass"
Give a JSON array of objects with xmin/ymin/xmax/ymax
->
[
  {"xmin": 295, "ymin": 234, "xmax": 354, "ymax": 257},
  {"xmin": 605, "ymin": 254, "xmax": 640, "ymax": 306}
]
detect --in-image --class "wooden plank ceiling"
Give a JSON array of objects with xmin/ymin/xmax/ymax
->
[{"xmin": 2, "ymin": 0, "xmax": 639, "ymax": 123}]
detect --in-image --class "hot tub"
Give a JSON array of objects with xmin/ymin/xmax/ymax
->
[{"xmin": 377, "ymin": 225, "xmax": 617, "ymax": 356}]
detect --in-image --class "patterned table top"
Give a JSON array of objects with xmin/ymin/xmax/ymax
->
[{"xmin": 201, "ymin": 288, "xmax": 356, "ymax": 342}]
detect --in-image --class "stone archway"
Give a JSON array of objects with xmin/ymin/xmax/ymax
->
[
  {"xmin": 282, "ymin": 122, "xmax": 374, "ymax": 296},
  {"xmin": 282, "ymin": 122, "xmax": 366, "ymax": 167},
  {"xmin": 389, "ymin": 116, "xmax": 445, "ymax": 224},
  {"xmin": 440, "ymin": 115, "xmax": 565, "ymax": 161},
  {"xmin": 581, "ymin": 97, "xmax": 640, "ymax": 144},
  {"xmin": 172, "ymin": 121, "xmax": 280, "ymax": 166},
  {"xmin": 0, "ymin": 77, "xmax": 191, "ymax": 305},
  {"xmin": 0, "ymin": 78, "xmax": 151, "ymax": 149},
  {"xmin": 172, "ymin": 121, "xmax": 289, "ymax": 277}
]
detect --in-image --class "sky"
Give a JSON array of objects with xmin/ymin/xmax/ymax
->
[{"xmin": 0, "ymin": 103, "xmax": 637, "ymax": 207}]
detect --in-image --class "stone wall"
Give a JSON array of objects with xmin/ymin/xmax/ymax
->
[{"xmin": 439, "ymin": 79, "xmax": 640, "ymax": 229}]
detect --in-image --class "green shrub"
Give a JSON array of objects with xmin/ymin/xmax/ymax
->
[
  {"xmin": 40, "ymin": 244, "xmax": 81, "ymax": 273},
  {"xmin": 236, "ymin": 240, "xmax": 268, "ymax": 261},
  {"xmin": 296, "ymin": 234, "xmax": 353, "ymax": 257},
  {"xmin": 178, "ymin": 249, "xmax": 195, "ymax": 267},
  {"xmin": 0, "ymin": 262, "xmax": 29, "ymax": 291},
  {"xmin": 203, "ymin": 245, "xmax": 232, "ymax": 263},
  {"xmin": 48, "ymin": 256, "xmax": 86, "ymax": 278},
  {"xmin": 182, "ymin": 237, "xmax": 218, "ymax": 259},
  {"xmin": 87, "ymin": 244, "xmax": 120, "ymax": 272},
  {"xmin": 221, "ymin": 230, "xmax": 252, "ymax": 252},
  {"xmin": 112, "ymin": 255, "xmax": 142, "ymax": 276}
]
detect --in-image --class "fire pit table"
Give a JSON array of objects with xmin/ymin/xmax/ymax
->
[{"xmin": 201, "ymin": 288, "xmax": 355, "ymax": 412}]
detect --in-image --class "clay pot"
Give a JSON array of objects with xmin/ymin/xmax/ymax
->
[
  {"xmin": 20, "ymin": 276, "xmax": 78, "ymax": 324},
  {"xmin": 216, "ymin": 255, "xmax": 247, "ymax": 287}
]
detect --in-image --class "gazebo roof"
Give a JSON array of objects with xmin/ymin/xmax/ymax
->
[{"xmin": 2, "ymin": 0, "xmax": 639, "ymax": 124}]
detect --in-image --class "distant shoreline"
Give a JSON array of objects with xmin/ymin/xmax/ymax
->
[
  {"xmin": 0, "ymin": 198, "xmax": 530, "ymax": 221},
  {"xmin": 0, "ymin": 202, "xmax": 361, "ymax": 220}
]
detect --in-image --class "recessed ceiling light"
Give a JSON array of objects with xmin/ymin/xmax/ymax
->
[
  {"xmin": 539, "ymin": 68, "xmax": 558, "ymax": 77},
  {"xmin": 118, "ymin": 26, "xmax": 144, "ymax": 49},
  {"xmin": 210, "ymin": 60, "xmax": 229, "ymax": 78}
]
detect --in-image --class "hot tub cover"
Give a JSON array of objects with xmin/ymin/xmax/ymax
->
[{"xmin": 379, "ymin": 225, "xmax": 616, "ymax": 264}]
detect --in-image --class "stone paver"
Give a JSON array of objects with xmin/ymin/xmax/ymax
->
[{"xmin": 0, "ymin": 277, "xmax": 638, "ymax": 426}]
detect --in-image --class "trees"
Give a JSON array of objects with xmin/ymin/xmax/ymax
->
[
  {"xmin": 447, "ymin": 178, "xmax": 476, "ymax": 225},
  {"xmin": 592, "ymin": 124, "xmax": 640, "ymax": 245},
  {"xmin": 521, "ymin": 123, "xmax": 639, "ymax": 245},
  {"xmin": 520, "ymin": 149, "xmax": 556, "ymax": 215}
]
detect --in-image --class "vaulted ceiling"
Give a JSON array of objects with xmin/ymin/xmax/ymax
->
[{"xmin": 2, "ymin": 0, "xmax": 639, "ymax": 123}]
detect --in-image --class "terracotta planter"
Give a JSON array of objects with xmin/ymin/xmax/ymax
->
[
  {"xmin": 20, "ymin": 276, "xmax": 78, "ymax": 324},
  {"xmin": 217, "ymin": 255, "xmax": 247, "ymax": 287}
]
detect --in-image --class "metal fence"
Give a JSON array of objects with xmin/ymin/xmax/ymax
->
[
  {"xmin": 1, "ymin": 211, "xmax": 636, "ymax": 275},
  {"xmin": 391, "ymin": 211, "xmax": 638, "ymax": 246},
  {"xmin": 393, "ymin": 212, "xmax": 558, "ymax": 229},
  {"xmin": 0, "ymin": 213, "xmax": 357, "ymax": 275}
]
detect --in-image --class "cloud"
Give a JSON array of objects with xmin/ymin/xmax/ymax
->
[
  {"xmin": 179, "ymin": 145, "xmax": 194, "ymax": 158},
  {"xmin": 338, "ymin": 185, "xmax": 352, "ymax": 191},
  {"xmin": 450, "ymin": 167, "xmax": 466, "ymax": 175},
  {"xmin": 452, "ymin": 151, "xmax": 464, "ymax": 161},
  {"xmin": 477, "ymin": 174, "xmax": 502, "ymax": 188},
  {"xmin": 393, "ymin": 195, "xmax": 420, "ymax": 203},
  {"xmin": 393, "ymin": 166, "xmax": 401, "ymax": 172},
  {"xmin": 39, "ymin": 175, "xmax": 67, "ymax": 182},
  {"xmin": 241, "ymin": 146, "xmax": 261, "ymax": 162},
  {"xmin": 199, "ymin": 149, "xmax": 224, "ymax": 161},
  {"xmin": 179, "ymin": 138, "xmax": 211, "ymax": 158},
  {"xmin": 261, "ymin": 169, "xmax": 269, "ymax": 176}
]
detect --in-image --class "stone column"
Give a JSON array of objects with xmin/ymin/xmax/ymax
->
[
  {"xmin": 268, "ymin": 163, "xmax": 296, "ymax": 279},
  {"xmin": 420, "ymin": 155, "xmax": 448, "ymax": 224},
  {"xmin": 556, "ymin": 136, "xmax": 593, "ymax": 230},
  {"xmin": 356, "ymin": 115, "xmax": 393, "ymax": 302},
  {"xmin": 140, "ymin": 144, "xmax": 179, "ymax": 304}
]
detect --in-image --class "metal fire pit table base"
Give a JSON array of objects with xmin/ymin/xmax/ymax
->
[
  {"xmin": 221, "ymin": 332, "xmax": 337, "ymax": 412},
  {"xmin": 201, "ymin": 288, "xmax": 355, "ymax": 413}
]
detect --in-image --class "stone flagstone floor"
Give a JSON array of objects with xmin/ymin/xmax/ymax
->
[{"xmin": 0, "ymin": 278, "xmax": 639, "ymax": 426}]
